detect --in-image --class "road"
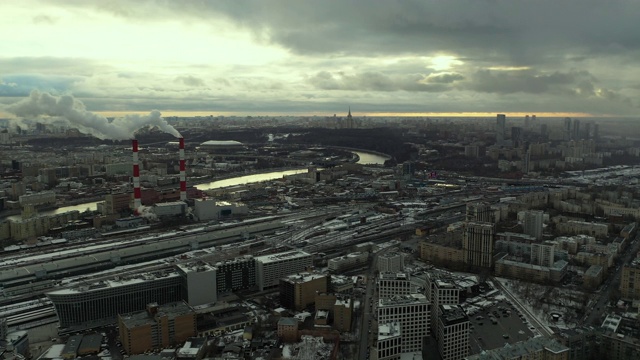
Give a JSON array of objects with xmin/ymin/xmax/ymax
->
[
  {"xmin": 492, "ymin": 277, "xmax": 554, "ymax": 338},
  {"xmin": 583, "ymin": 233, "xmax": 640, "ymax": 325},
  {"xmin": 358, "ymin": 258, "xmax": 377, "ymax": 360}
]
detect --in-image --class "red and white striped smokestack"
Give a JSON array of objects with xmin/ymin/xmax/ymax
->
[
  {"xmin": 132, "ymin": 139, "xmax": 142, "ymax": 212},
  {"xmin": 179, "ymin": 137, "xmax": 187, "ymax": 201}
]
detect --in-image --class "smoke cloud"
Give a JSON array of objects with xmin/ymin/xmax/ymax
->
[
  {"xmin": 136, "ymin": 205, "xmax": 158, "ymax": 222},
  {"xmin": 3, "ymin": 90, "xmax": 181, "ymax": 140}
]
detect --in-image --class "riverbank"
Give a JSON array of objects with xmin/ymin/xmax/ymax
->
[{"xmin": 0, "ymin": 150, "xmax": 389, "ymax": 222}]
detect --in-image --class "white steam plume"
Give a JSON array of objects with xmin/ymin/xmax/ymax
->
[
  {"xmin": 3, "ymin": 90, "xmax": 181, "ymax": 140},
  {"xmin": 136, "ymin": 205, "xmax": 158, "ymax": 222}
]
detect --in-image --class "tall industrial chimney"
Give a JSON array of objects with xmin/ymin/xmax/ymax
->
[
  {"xmin": 132, "ymin": 139, "xmax": 142, "ymax": 212},
  {"xmin": 179, "ymin": 137, "xmax": 187, "ymax": 201}
]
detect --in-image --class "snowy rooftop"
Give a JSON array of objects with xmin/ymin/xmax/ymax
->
[
  {"xmin": 47, "ymin": 269, "xmax": 179, "ymax": 295},
  {"xmin": 282, "ymin": 272, "xmax": 326, "ymax": 284},
  {"xmin": 379, "ymin": 293, "xmax": 428, "ymax": 307},
  {"xmin": 254, "ymin": 250, "xmax": 311, "ymax": 264},
  {"xmin": 378, "ymin": 322, "xmax": 401, "ymax": 340}
]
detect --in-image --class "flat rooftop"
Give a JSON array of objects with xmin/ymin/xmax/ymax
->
[
  {"xmin": 119, "ymin": 301, "xmax": 194, "ymax": 328},
  {"xmin": 254, "ymin": 250, "xmax": 311, "ymax": 264},
  {"xmin": 378, "ymin": 322, "xmax": 401, "ymax": 340},
  {"xmin": 379, "ymin": 293, "xmax": 428, "ymax": 307},
  {"xmin": 47, "ymin": 268, "xmax": 180, "ymax": 295},
  {"xmin": 282, "ymin": 272, "xmax": 326, "ymax": 284},
  {"xmin": 440, "ymin": 304, "xmax": 468, "ymax": 326}
]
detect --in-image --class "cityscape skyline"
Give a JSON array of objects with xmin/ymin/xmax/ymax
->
[{"xmin": 1, "ymin": 1, "xmax": 640, "ymax": 117}]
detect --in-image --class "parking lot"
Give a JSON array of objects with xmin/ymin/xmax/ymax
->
[{"xmin": 468, "ymin": 299, "xmax": 535, "ymax": 354}]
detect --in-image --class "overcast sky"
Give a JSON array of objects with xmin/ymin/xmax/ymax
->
[{"xmin": 1, "ymin": 0, "xmax": 640, "ymax": 117}]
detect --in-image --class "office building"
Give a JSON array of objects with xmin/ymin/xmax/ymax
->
[
  {"xmin": 48, "ymin": 268, "xmax": 183, "ymax": 329},
  {"xmin": 437, "ymin": 305, "xmax": 469, "ymax": 360},
  {"xmin": 327, "ymin": 252, "xmax": 368, "ymax": 273},
  {"xmin": 377, "ymin": 322, "xmax": 402, "ymax": 360},
  {"xmin": 524, "ymin": 210, "xmax": 544, "ymax": 240},
  {"xmin": 102, "ymin": 192, "xmax": 132, "ymax": 215},
  {"xmin": 255, "ymin": 250, "xmax": 313, "ymax": 291},
  {"xmin": 279, "ymin": 272, "xmax": 328, "ymax": 311},
  {"xmin": 378, "ymin": 252, "xmax": 405, "ymax": 273},
  {"xmin": 378, "ymin": 272, "xmax": 412, "ymax": 299},
  {"xmin": 378, "ymin": 294, "xmax": 430, "ymax": 353},
  {"xmin": 426, "ymin": 274, "xmax": 460, "ymax": 338},
  {"xmin": 214, "ymin": 255, "xmax": 256, "ymax": 294},
  {"xmin": 496, "ymin": 114, "xmax": 506, "ymax": 146},
  {"xmin": 118, "ymin": 301, "xmax": 196, "ymax": 355},
  {"xmin": 463, "ymin": 222, "xmax": 495, "ymax": 268},
  {"xmin": 176, "ymin": 262, "xmax": 217, "ymax": 306}
]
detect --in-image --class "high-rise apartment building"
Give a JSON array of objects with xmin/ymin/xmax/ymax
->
[
  {"xmin": 531, "ymin": 242, "xmax": 556, "ymax": 268},
  {"xmin": 463, "ymin": 222, "xmax": 495, "ymax": 268},
  {"xmin": 465, "ymin": 202, "xmax": 494, "ymax": 223},
  {"xmin": 496, "ymin": 114, "xmax": 506, "ymax": 146},
  {"xmin": 524, "ymin": 210, "xmax": 544, "ymax": 240},
  {"xmin": 511, "ymin": 126, "xmax": 523, "ymax": 148},
  {"xmin": 563, "ymin": 117, "xmax": 572, "ymax": 141},
  {"xmin": 377, "ymin": 294, "xmax": 430, "ymax": 353},
  {"xmin": 437, "ymin": 305, "xmax": 469, "ymax": 360}
]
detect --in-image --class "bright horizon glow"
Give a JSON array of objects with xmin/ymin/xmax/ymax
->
[
  {"xmin": 90, "ymin": 111, "xmax": 611, "ymax": 118},
  {"xmin": 1, "ymin": 2, "xmax": 639, "ymax": 117}
]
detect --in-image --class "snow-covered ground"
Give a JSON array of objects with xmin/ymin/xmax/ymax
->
[{"xmin": 495, "ymin": 277, "xmax": 590, "ymax": 331}]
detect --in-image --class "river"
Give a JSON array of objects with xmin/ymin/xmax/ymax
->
[{"xmin": 4, "ymin": 151, "xmax": 389, "ymax": 221}]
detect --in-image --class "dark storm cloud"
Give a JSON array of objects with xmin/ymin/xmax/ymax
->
[
  {"xmin": 425, "ymin": 73, "xmax": 465, "ymax": 84},
  {"xmin": 308, "ymin": 71, "xmax": 453, "ymax": 92},
  {"xmin": 58, "ymin": 0, "xmax": 640, "ymax": 64},
  {"xmin": 16, "ymin": 1, "xmax": 640, "ymax": 116},
  {"xmin": 464, "ymin": 69, "xmax": 592, "ymax": 94}
]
